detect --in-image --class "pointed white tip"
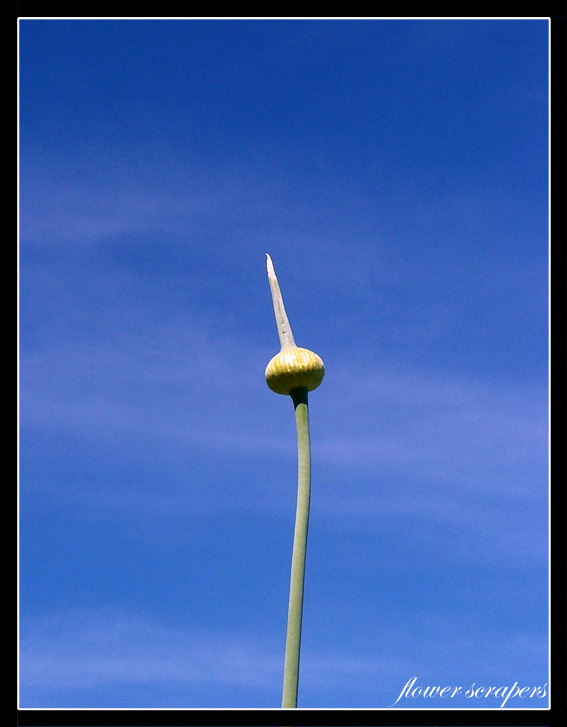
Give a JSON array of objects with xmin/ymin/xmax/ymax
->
[{"xmin": 266, "ymin": 253, "xmax": 276, "ymax": 279}]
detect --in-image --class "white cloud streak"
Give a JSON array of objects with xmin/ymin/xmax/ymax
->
[
  {"xmin": 20, "ymin": 606, "xmax": 280, "ymax": 692},
  {"xmin": 19, "ymin": 605, "xmax": 547, "ymax": 706}
]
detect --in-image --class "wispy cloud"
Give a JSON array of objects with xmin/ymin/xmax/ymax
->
[
  {"xmin": 315, "ymin": 362, "xmax": 547, "ymax": 492},
  {"xmin": 20, "ymin": 321, "xmax": 548, "ymax": 576},
  {"xmin": 19, "ymin": 606, "xmax": 281, "ymax": 693},
  {"xmin": 20, "ymin": 313, "xmax": 547, "ymax": 490},
  {"xmin": 19, "ymin": 605, "xmax": 548, "ymax": 708}
]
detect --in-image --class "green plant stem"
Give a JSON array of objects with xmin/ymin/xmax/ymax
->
[{"xmin": 282, "ymin": 386, "xmax": 311, "ymax": 709}]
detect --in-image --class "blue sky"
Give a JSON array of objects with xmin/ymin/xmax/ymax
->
[{"xmin": 18, "ymin": 18, "xmax": 549, "ymax": 711}]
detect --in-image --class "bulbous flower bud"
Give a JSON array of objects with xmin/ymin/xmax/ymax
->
[{"xmin": 265, "ymin": 346, "xmax": 325, "ymax": 395}]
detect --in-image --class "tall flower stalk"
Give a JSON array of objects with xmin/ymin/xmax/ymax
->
[{"xmin": 264, "ymin": 254, "xmax": 325, "ymax": 708}]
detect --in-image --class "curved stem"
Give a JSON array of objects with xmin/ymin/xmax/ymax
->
[{"xmin": 282, "ymin": 386, "xmax": 311, "ymax": 708}]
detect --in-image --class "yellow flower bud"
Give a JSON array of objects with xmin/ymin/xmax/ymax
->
[{"xmin": 265, "ymin": 346, "xmax": 325, "ymax": 395}]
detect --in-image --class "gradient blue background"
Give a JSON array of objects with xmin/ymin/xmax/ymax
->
[{"xmin": 18, "ymin": 18, "xmax": 549, "ymax": 709}]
